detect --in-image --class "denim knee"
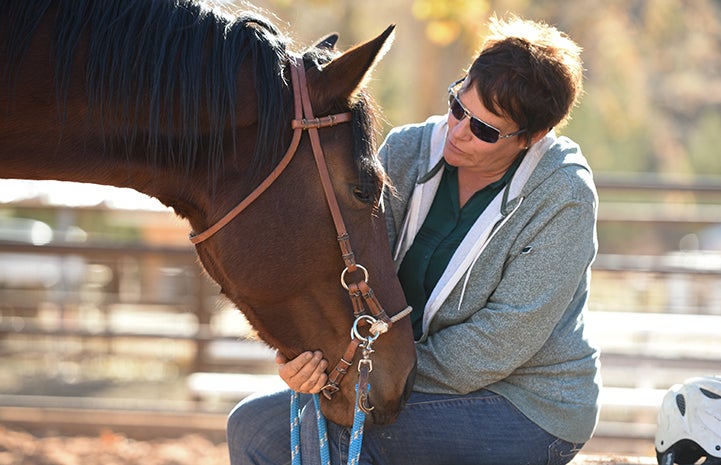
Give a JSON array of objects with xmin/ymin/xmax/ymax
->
[
  {"xmin": 227, "ymin": 399, "xmax": 255, "ymax": 445},
  {"xmin": 226, "ymin": 389, "xmax": 295, "ymax": 465}
]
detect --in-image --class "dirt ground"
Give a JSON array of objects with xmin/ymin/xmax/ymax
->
[
  {"xmin": 0, "ymin": 424, "xmax": 658, "ymax": 465},
  {"xmin": 0, "ymin": 425, "xmax": 229, "ymax": 465}
]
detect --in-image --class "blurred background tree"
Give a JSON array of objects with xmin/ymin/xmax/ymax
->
[
  {"xmin": 5, "ymin": 0, "xmax": 718, "ymax": 256},
  {"xmin": 215, "ymin": 0, "xmax": 721, "ymax": 179}
]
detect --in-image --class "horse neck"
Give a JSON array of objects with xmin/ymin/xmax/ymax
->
[
  {"xmin": 0, "ymin": 0, "xmax": 264, "ymax": 209},
  {"xmin": 1, "ymin": 49, "xmax": 260, "ymax": 213}
]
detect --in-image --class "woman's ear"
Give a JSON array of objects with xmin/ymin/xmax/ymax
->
[{"xmin": 527, "ymin": 129, "xmax": 550, "ymax": 148}]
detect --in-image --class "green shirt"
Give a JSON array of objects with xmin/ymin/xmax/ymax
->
[{"xmin": 398, "ymin": 157, "xmax": 522, "ymax": 340}]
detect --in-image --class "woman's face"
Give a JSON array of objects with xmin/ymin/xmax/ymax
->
[{"xmin": 443, "ymin": 85, "xmax": 528, "ymax": 177}]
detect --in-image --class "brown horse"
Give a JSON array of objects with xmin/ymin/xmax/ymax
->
[{"xmin": 0, "ymin": 0, "xmax": 416, "ymax": 426}]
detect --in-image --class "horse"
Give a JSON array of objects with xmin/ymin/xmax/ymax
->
[{"xmin": 0, "ymin": 0, "xmax": 416, "ymax": 427}]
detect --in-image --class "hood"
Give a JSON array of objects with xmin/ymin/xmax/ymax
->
[{"xmin": 416, "ymin": 115, "xmax": 587, "ymax": 216}]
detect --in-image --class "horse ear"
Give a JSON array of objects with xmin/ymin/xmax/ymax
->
[
  {"xmin": 315, "ymin": 33, "xmax": 339, "ymax": 50},
  {"xmin": 307, "ymin": 24, "xmax": 395, "ymax": 108}
]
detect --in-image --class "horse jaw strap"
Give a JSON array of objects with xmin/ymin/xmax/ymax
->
[{"xmin": 188, "ymin": 56, "xmax": 351, "ymax": 245}]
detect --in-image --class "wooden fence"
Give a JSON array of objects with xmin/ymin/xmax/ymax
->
[{"xmin": 1, "ymin": 175, "xmax": 721, "ymax": 445}]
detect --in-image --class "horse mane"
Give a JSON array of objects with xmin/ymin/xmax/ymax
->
[
  {"xmin": 349, "ymin": 89, "xmax": 387, "ymax": 207},
  {"xmin": 1, "ymin": 0, "xmax": 292, "ymax": 184},
  {"xmin": 1, "ymin": 0, "xmax": 385, "ymax": 200}
]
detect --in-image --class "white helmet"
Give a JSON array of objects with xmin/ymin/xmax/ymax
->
[{"xmin": 655, "ymin": 376, "xmax": 721, "ymax": 465}]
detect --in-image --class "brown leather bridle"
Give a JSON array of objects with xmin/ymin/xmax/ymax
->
[{"xmin": 189, "ymin": 56, "xmax": 411, "ymax": 411}]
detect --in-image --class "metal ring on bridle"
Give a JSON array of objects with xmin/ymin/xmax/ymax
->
[
  {"xmin": 340, "ymin": 264, "xmax": 369, "ymax": 290},
  {"xmin": 351, "ymin": 314, "xmax": 380, "ymax": 343}
]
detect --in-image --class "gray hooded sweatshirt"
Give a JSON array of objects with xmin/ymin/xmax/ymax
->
[{"xmin": 380, "ymin": 115, "xmax": 601, "ymax": 444}]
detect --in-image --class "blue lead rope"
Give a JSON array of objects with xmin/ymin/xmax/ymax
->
[
  {"xmin": 290, "ymin": 391, "xmax": 302, "ymax": 464},
  {"xmin": 290, "ymin": 385, "xmax": 368, "ymax": 465},
  {"xmin": 346, "ymin": 385, "xmax": 368, "ymax": 465}
]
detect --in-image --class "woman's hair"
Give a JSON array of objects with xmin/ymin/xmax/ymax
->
[{"xmin": 466, "ymin": 14, "xmax": 583, "ymax": 139}]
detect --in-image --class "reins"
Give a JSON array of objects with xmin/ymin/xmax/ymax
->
[{"xmin": 189, "ymin": 55, "xmax": 411, "ymax": 464}]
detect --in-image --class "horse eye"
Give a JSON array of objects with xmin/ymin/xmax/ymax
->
[{"xmin": 353, "ymin": 186, "xmax": 373, "ymax": 204}]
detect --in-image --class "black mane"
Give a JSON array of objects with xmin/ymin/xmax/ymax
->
[
  {"xmin": 0, "ymin": 0, "xmax": 385, "ymax": 199},
  {"xmin": 1, "ymin": 0, "xmax": 292, "ymax": 182}
]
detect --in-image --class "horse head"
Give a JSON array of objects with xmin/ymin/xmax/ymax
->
[{"xmin": 187, "ymin": 25, "xmax": 416, "ymax": 426}]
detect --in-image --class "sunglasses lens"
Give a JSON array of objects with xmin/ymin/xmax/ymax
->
[
  {"xmin": 470, "ymin": 119, "xmax": 499, "ymax": 143},
  {"xmin": 448, "ymin": 95, "xmax": 465, "ymax": 121},
  {"xmin": 448, "ymin": 94, "xmax": 500, "ymax": 143}
]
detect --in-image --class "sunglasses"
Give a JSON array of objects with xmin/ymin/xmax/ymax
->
[{"xmin": 447, "ymin": 77, "xmax": 526, "ymax": 144}]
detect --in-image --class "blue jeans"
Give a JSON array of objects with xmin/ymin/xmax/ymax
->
[{"xmin": 227, "ymin": 388, "xmax": 583, "ymax": 465}]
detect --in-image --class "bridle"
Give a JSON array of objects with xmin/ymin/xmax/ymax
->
[{"xmin": 189, "ymin": 56, "xmax": 411, "ymax": 411}]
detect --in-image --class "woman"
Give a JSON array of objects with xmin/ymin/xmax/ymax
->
[{"xmin": 228, "ymin": 14, "xmax": 600, "ymax": 465}]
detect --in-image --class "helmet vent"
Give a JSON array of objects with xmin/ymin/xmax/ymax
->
[
  {"xmin": 676, "ymin": 393, "xmax": 687, "ymax": 416},
  {"xmin": 699, "ymin": 387, "xmax": 721, "ymax": 399}
]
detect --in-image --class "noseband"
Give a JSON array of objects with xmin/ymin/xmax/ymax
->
[{"xmin": 189, "ymin": 56, "xmax": 411, "ymax": 410}]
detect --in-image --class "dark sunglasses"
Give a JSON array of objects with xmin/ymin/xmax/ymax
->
[{"xmin": 447, "ymin": 77, "xmax": 526, "ymax": 144}]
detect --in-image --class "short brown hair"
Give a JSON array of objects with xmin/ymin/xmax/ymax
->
[{"xmin": 466, "ymin": 15, "xmax": 583, "ymax": 139}]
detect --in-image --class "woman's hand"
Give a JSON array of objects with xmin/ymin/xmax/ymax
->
[{"xmin": 276, "ymin": 350, "xmax": 328, "ymax": 394}]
